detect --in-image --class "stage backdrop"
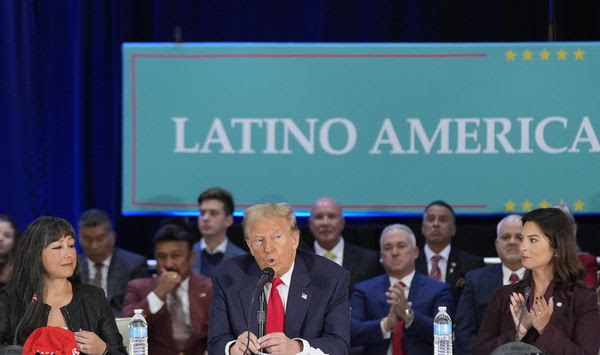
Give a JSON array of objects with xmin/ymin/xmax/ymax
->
[{"xmin": 123, "ymin": 43, "xmax": 600, "ymax": 215}]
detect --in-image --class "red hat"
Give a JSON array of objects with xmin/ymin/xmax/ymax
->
[{"xmin": 22, "ymin": 326, "xmax": 80, "ymax": 355}]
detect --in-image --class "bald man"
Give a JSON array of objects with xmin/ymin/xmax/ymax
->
[
  {"xmin": 454, "ymin": 214, "xmax": 525, "ymax": 355},
  {"xmin": 309, "ymin": 197, "xmax": 383, "ymax": 293}
]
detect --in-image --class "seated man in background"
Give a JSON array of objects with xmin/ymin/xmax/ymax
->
[
  {"xmin": 454, "ymin": 214, "xmax": 525, "ymax": 355},
  {"xmin": 351, "ymin": 224, "xmax": 454, "ymax": 354},
  {"xmin": 208, "ymin": 203, "xmax": 350, "ymax": 355},
  {"xmin": 192, "ymin": 187, "xmax": 245, "ymax": 277},
  {"xmin": 123, "ymin": 224, "xmax": 212, "ymax": 355},
  {"xmin": 78, "ymin": 208, "xmax": 149, "ymax": 315},
  {"xmin": 308, "ymin": 197, "xmax": 383, "ymax": 293},
  {"xmin": 415, "ymin": 200, "xmax": 485, "ymax": 303}
]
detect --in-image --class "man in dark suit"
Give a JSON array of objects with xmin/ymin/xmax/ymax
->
[
  {"xmin": 191, "ymin": 187, "xmax": 246, "ymax": 277},
  {"xmin": 122, "ymin": 224, "xmax": 212, "ymax": 355},
  {"xmin": 454, "ymin": 214, "xmax": 525, "ymax": 355},
  {"xmin": 351, "ymin": 224, "xmax": 454, "ymax": 355},
  {"xmin": 208, "ymin": 203, "xmax": 350, "ymax": 355},
  {"xmin": 415, "ymin": 200, "xmax": 484, "ymax": 303},
  {"xmin": 77, "ymin": 208, "xmax": 149, "ymax": 315},
  {"xmin": 308, "ymin": 197, "xmax": 383, "ymax": 293}
]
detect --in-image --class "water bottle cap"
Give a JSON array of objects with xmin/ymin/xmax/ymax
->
[
  {"xmin": 438, "ymin": 306, "xmax": 446, "ymax": 311},
  {"xmin": 134, "ymin": 309, "xmax": 143, "ymax": 314}
]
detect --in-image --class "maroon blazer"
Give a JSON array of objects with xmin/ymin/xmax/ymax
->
[
  {"xmin": 122, "ymin": 272, "xmax": 212, "ymax": 355},
  {"xmin": 473, "ymin": 277, "xmax": 600, "ymax": 355}
]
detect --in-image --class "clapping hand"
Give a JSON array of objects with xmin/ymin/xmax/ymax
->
[{"xmin": 509, "ymin": 292, "xmax": 531, "ymax": 340}]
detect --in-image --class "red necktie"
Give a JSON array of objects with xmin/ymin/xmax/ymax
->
[
  {"xmin": 266, "ymin": 277, "xmax": 285, "ymax": 333},
  {"xmin": 509, "ymin": 273, "xmax": 519, "ymax": 284},
  {"xmin": 391, "ymin": 282, "xmax": 406, "ymax": 355},
  {"xmin": 430, "ymin": 255, "xmax": 442, "ymax": 281}
]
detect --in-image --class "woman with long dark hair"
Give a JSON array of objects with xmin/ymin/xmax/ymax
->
[
  {"xmin": 0, "ymin": 215, "xmax": 18, "ymax": 288},
  {"xmin": 473, "ymin": 208, "xmax": 600, "ymax": 354},
  {"xmin": 0, "ymin": 216, "xmax": 126, "ymax": 354}
]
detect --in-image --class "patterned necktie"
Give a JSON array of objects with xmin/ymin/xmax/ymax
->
[
  {"xmin": 429, "ymin": 255, "xmax": 442, "ymax": 281},
  {"xmin": 323, "ymin": 250, "xmax": 336, "ymax": 261},
  {"xmin": 91, "ymin": 262, "xmax": 103, "ymax": 288},
  {"xmin": 168, "ymin": 288, "xmax": 191, "ymax": 350},
  {"xmin": 266, "ymin": 277, "xmax": 285, "ymax": 333},
  {"xmin": 391, "ymin": 281, "xmax": 407, "ymax": 355},
  {"xmin": 509, "ymin": 273, "xmax": 519, "ymax": 284}
]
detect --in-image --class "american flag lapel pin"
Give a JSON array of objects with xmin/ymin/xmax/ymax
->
[{"xmin": 301, "ymin": 292, "xmax": 308, "ymax": 300}]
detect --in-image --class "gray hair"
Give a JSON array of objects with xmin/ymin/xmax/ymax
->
[
  {"xmin": 379, "ymin": 224, "xmax": 416, "ymax": 248},
  {"xmin": 496, "ymin": 214, "xmax": 522, "ymax": 238}
]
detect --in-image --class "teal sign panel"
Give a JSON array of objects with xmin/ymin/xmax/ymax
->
[{"xmin": 122, "ymin": 43, "xmax": 600, "ymax": 214}]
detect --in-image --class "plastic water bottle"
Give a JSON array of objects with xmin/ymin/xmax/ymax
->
[
  {"xmin": 433, "ymin": 306, "xmax": 452, "ymax": 355},
  {"xmin": 129, "ymin": 309, "xmax": 148, "ymax": 355}
]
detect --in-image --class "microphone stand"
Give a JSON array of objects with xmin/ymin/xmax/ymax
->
[{"xmin": 257, "ymin": 290, "xmax": 267, "ymax": 354}]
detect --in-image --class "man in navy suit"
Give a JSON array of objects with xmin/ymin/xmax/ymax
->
[
  {"xmin": 191, "ymin": 187, "xmax": 246, "ymax": 277},
  {"xmin": 454, "ymin": 214, "xmax": 525, "ymax": 355},
  {"xmin": 415, "ymin": 200, "xmax": 485, "ymax": 304},
  {"xmin": 77, "ymin": 208, "xmax": 149, "ymax": 315},
  {"xmin": 308, "ymin": 197, "xmax": 383, "ymax": 294},
  {"xmin": 208, "ymin": 203, "xmax": 351, "ymax": 355},
  {"xmin": 351, "ymin": 224, "xmax": 454, "ymax": 355}
]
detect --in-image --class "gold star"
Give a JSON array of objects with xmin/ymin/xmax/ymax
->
[
  {"xmin": 522, "ymin": 200, "xmax": 533, "ymax": 212},
  {"xmin": 505, "ymin": 200, "xmax": 516, "ymax": 212},
  {"xmin": 505, "ymin": 50, "xmax": 516, "ymax": 61},
  {"xmin": 574, "ymin": 48, "xmax": 585, "ymax": 60},
  {"xmin": 573, "ymin": 199, "xmax": 584, "ymax": 211},
  {"xmin": 539, "ymin": 200, "xmax": 550, "ymax": 208},
  {"xmin": 522, "ymin": 49, "xmax": 533, "ymax": 61},
  {"xmin": 540, "ymin": 49, "xmax": 550, "ymax": 61},
  {"xmin": 556, "ymin": 49, "xmax": 568, "ymax": 60}
]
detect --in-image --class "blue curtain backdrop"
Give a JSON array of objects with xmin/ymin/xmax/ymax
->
[{"xmin": 1, "ymin": 0, "xmax": 599, "ymax": 255}]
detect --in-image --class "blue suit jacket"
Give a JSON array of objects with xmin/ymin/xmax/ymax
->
[
  {"xmin": 350, "ymin": 272, "xmax": 454, "ymax": 355},
  {"xmin": 79, "ymin": 247, "xmax": 149, "ymax": 315},
  {"xmin": 454, "ymin": 264, "xmax": 502, "ymax": 355},
  {"xmin": 207, "ymin": 249, "xmax": 351, "ymax": 355},
  {"xmin": 191, "ymin": 237, "xmax": 246, "ymax": 274}
]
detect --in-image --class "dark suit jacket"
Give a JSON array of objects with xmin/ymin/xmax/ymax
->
[
  {"xmin": 207, "ymin": 249, "xmax": 351, "ymax": 355},
  {"xmin": 79, "ymin": 247, "xmax": 149, "ymax": 315},
  {"xmin": 350, "ymin": 272, "xmax": 454, "ymax": 355},
  {"xmin": 472, "ymin": 277, "xmax": 600, "ymax": 355},
  {"xmin": 454, "ymin": 264, "xmax": 503, "ymax": 355},
  {"xmin": 415, "ymin": 245, "xmax": 484, "ymax": 304},
  {"xmin": 309, "ymin": 240, "xmax": 383, "ymax": 294},
  {"xmin": 121, "ymin": 272, "xmax": 212, "ymax": 355},
  {"xmin": 191, "ymin": 237, "xmax": 246, "ymax": 274}
]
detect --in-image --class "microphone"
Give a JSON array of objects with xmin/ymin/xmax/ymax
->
[
  {"xmin": 515, "ymin": 286, "xmax": 532, "ymax": 342},
  {"xmin": 256, "ymin": 267, "xmax": 275, "ymax": 289},
  {"xmin": 0, "ymin": 294, "xmax": 38, "ymax": 355},
  {"xmin": 242, "ymin": 268, "xmax": 275, "ymax": 355}
]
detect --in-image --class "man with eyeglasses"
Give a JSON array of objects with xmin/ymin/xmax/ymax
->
[{"xmin": 208, "ymin": 203, "xmax": 351, "ymax": 355}]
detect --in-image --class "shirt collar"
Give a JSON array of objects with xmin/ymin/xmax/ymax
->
[
  {"xmin": 424, "ymin": 243, "xmax": 451, "ymax": 261},
  {"xmin": 200, "ymin": 237, "xmax": 228, "ymax": 254},
  {"xmin": 313, "ymin": 238, "xmax": 344, "ymax": 258},
  {"xmin": 501, "ymin": 264, "xmax": 527, "ymax": 280},
  {"xmin": 86, "ymin": 253, "xmax": 112, "ymax": 267},
  {"xmin": 278, "ymin": 262, "xmax": 295, "ymax": 286}
]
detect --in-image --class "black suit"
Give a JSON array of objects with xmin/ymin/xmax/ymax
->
[
  {"xmin": 309, "ymin": 240, "xmax": 382, "ymax": 294},
  {"xmin": 79, "ymin": 247, "xmax": 150, "ymax": 315},
  {"xmin": 415, "ymin": 245, "xmax": 484, "ymax": 304}
]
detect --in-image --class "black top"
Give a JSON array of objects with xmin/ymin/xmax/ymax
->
[{"xmin": 0, "ymin": 281, "xmax": 126, "ymax": 354}]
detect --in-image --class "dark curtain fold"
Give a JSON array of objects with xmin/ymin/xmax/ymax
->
[{"xmin": 1, "ymin": 0, "xmax": 599, "ymax": 249}]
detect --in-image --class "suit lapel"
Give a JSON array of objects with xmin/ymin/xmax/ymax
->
[
  {"xmin": 415, "ymin": 252, "xmax": 427, "ymax": 275},
  {"xmin": 106, "ymin": 250, "xmax": 122, "ymax": 300},
  {"xmin": 284, "ymin": 256, "xmax": 313, "ymax": 338},
  {"xmin": 238, "ymin": 263, "xmax": 261, "ymax": 330},
  {"xmin": 78, "ymin": 256, "xmax": 90, "ymax": 283},
  {"xmin": 341, "ymin": 243, "xmax": 357, "ymax": 276},
  {"xmin": 407, "ymin": 273, "xmax": 423, "ymax": 305},
  {"xmin": 446, "ymin": 247, "xmax": 459, "ymax": 285}
]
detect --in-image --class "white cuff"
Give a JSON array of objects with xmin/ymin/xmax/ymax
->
[
  {"xmin": 146, "ymin": 291, "xmax": 165, "ymax": 314},
  {"xmin": 380, "ymin": 318, "xmax": 392, "ymax": 339}
]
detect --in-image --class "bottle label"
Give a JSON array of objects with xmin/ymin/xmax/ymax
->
[
  {"xmin": 434, "ymin": 323, "xmax": 452, "ymax": 335},
  {"xmin": 129, "ymin": 327, "xmax": 148, "ymax": 337}
]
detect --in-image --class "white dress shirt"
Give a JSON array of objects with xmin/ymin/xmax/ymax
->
[
  {"xmin": 146, "ymin": 276, "xmax": 192, "ymax": 327},
  {"xmin": 313, "ymin": 238, "xmax": 344, "ymax": 267},
  {"xmin": 424, "ymin": 244, "xmax": 451, "ymax": 282},
  {"xmin": 86, "ymin": 254, "xmax": 112, "ymax": 295},
  {"xmin": 501, "ymin": 265, "xmax": 527, "ymax": 285},
  {"xmin": 200, "ymin": 237, "xmax": 228, "ymax": 254}
]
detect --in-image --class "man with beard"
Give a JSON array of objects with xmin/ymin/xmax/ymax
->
[
  {"xmin": 308, "ymin": 197, "xmax": 382, "ymax": 293},
  {"xmin": 123, "ymin": 224, "xmax": 212, "ymax": 355},
  {"xmin": 454, "ymin": 214, "xmax": 525, "ymax": 355},
  {"xmin": 415, "ymin": 200, "xmax": 485, "ymax": 303}
]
